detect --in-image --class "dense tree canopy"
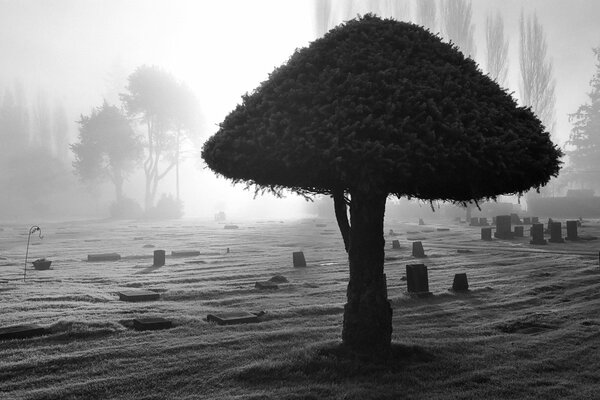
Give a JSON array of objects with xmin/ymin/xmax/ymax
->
[{"xmin": 203, "ymin": 15, "xmax": 561, "ymax": 203}]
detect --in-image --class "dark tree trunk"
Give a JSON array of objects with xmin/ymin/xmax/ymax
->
[
  {"xmin": 342, "ymin": 190, "xmax": 392, "ymax": 351},
  {"xmin": 333, "ymin": 189, "xmax": 350, "ymax": 252}
]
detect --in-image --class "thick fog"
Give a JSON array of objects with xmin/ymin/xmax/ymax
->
[{"xmin": 0, "ymin": 0, "xmax": 599, "ymax": 222}]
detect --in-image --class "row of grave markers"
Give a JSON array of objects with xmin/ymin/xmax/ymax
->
[{"xmin": 481, "ymin": 217, "xmax": 585, "ymax": 244}]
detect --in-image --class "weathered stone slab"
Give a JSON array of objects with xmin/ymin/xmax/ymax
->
[
  {"xmin": 255, "ymin": 281, "xmax": 279, "ymax": 290},
  {"xmin": 0, "ymin": 324, "xmax": 45, "ymax": 340},
  {"xmin": 171, "ymin": 251, "xmax": 200, "ymax": 257},
  {"xmin": 529, "ymin": 223, "xmax": 547, "ymax": 245},
  {"xmin": 153, "ymin": 250, "xmax": 165, "ymax": 266},
  {"xmin": 514, "ymin": 226, "xmax": 524, "ymax": 237},
  {"xmin": 479, "ymin": 217, "xmax": 489, "ymax": 226},
  {"xmin": 269, "ymin": 275, "xmax": 288, "ymax": 283},
  {"xmin": 470, "ymin": 217, "xmax": 480, "ymax": 226},
  {"xmin": 293, "ymin": 251, "xmax": 306, "ymax": 267},
  {"xmin": 510, "ymin": 213, "xmax": 521, "ymax": 225},
  {"xmin": 452, "ymin": 273, "xmax": 469, "ymax": 291},
  {"xmin": 118, "ymin": 290, "xmax": 160, "ymax": 302},
  {"xmin": 481, "ymin": 227, "xmax": 492, "ymax": 241},
  {"xmin": 133, "ymin": 318, "xmax": 172, "ymax": 331},
  {"xmin": 494, "ymin": 215, "xmax": 513, "ymax": 239},
  {"xmin": 523, "ymin": 217, "xmax": 531, "ymax": 225},
  {"xmin": 419, "ymin": 218, "xmax": 425, "ymax": 225},
  {"xmin": 565, "ymin": 220, "xmax": 579, "ymax": 241},
  {"xmin": 206, "ymin": 311, "xmax": 259, "ymax": 325},
  {"xmin": 412, "ymin": 241, "xmax": 426, "ymax": 258},
  {"xmin": 531, "ymin": 217, "xmax": 539, "ymax": 224},
  {"xmin": 32, "ymin": 259, "xmax": 52, "ymax": 270},
  {"xmin": 548, "ymin": 222, "xmax": 565, "ymax": 243},
  {"xmin": 88, "ymin": 253, "xmax": 121, "ymax": 262},
  {"xmin": 392, "ymin": 240, "xmax": 401, "ymax": 249},
  {"xmin": 224, "ymin": 225, "xmax": 239, "ymax": 229},
  {"xmin": 406, "ymin": 264, "xmax": 432, "ymax": 297},
  {"xmin": 436, "ymin": 228, "xmax": 450, "ymax": 231}
]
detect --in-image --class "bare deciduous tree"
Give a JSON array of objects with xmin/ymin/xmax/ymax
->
[
  {"xmin": 519, "ymin": 12, "xmax": 556, "ymax": 135},
  {"xmin": 314, "ymin": 0, "xmax": 334, "ymax": 37},
  {"xmin": 485, "ymin": 11, "xmax": 509, "ymax": 87},
  {"xmin": 415, "ymin": 0, "xmax": 436, "ymax": 31},
  {"xmin": 440, "ymin": 0, "xmax": 476, "ymax": 58}
]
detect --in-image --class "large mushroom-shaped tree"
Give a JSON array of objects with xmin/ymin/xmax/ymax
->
[{"xmin": 202, "ymin": 15, "xmax": 562, "ymax": 351}]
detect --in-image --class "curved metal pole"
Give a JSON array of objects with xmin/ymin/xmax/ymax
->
[{"xmin": 24, "ymin": 226, "xmax": 42, "ymax": 282}]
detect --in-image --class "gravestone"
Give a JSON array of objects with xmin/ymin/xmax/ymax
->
[
  {"xmin": 510, "ymin": 213, "xmax": 521, "ymax": 225},
  {"xmin": 452, "ymin": 273, "xmax": 469, "ymax": 291},
  {"xmin": 436, "ymin": 228, "xmax": 450, "ymax": 231},
  {"xmin": 479, "ymin": 217, "xmax": 488, "ymax": 226},
  {"xmin": 133, "ymin": 318, "xmax": 172, "ymax": 331},
  {"xmin": 531, "ymin": 217, "xmax": 539, "ymax": 224},
  {"xmin": 118, "ymin": 290, "xmax": 160, "ymax": 302},
  {"xmin": 224, "ymin": 225, "xmax": 239, "ymax": 229},
  {"xmin": 529, "ymin": 223, "xmax": 547, "ymax": 245},
  {"xmin": 389, "ymin": 229, "xmax": 396, "ymax": 236},
  {"xmin": 566, "ymin": 220, "xmax": 579, "ymax": 241},
  {"xmin": 32, "ymin": 259, "xmax": 52, "ymax": 270},
  {"xmin": 406, "ymin": 264, "xmax": 432, "ymax": 296},
  {"xmin": 419, "ymin": 218, "xmax": 425, "ymax": 225},
  {"xmin": 87, "ymin": 253, "xmax": 121, "ymax": 262},
  {"xmin": 492, "ymin": 216, "xmax": 497, "ymax": 225},
  {"xmin": 392, "ymin": 240, "xmax": 401, "ymax": 249},
  {"xmin": 470, "ymin": 217, "xmax": 480, "ymax": 226},
  {"xmin": 513, "ymin": 226, "xmax": 524, "ymax": 237},
  {"xmin": 523, "ymin": 217, "xmax": 531, "ymax": 225},
  {"xmin": 412, "ymin": 241, "xmax": 426, "ymax": 258},
  {"xmin": 0, "ymin": 324, "xmax": 46, "ymax": 340},
  {"xmin": 255, "ymin": 281, "xmax": 279, "ymax": 290},
  {"xmin": 481, "ymin": 227, "xmax": 492, "ymax": 241},
  {"xmin": 494, "ymin": 215, "xmax": 513, "ymax": 239},
  {"xmin": 548, "ymin": 222, "xmax": 565, "ymax": 243},
  {"xmin": 171, "ymin": 250, "xmax": 200, "ymax": 257},
  {"xmin": 206, "ymin": 311, "xmax": 259, "ymax": 325},
  {"xmin": 545, "ymin": 218, "xmax": 554, "ymax": 234},
  {"xmin": 269, "ymin": 275, "xmax": 288, "ymax": 283},
  {"xmin": 293, "ymin": 251, "xmax": 306, "ymax": 267},
  {"xmin": 153, "ymin": 250, "xmax": 165, "ymax": 267}
]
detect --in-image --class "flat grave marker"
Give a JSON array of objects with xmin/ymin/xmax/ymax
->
[
  {"xmin": 88, "ymin": 253, "xmax": 121, "ymax": 262},
  {"xmin": 32, "ymin": 259, "xmax": 52, "ymax": 270},
  {"xmin": 224, "ymin": 225, "xmax": 239, "ymax": 230},
  {"xmin": 206, "ymin": 311, "xmax": 259, "ymax": 325},
  {"xmin": 171, "ymin": 250, "xmax": 201, "ymax": 257},
  {"xmin": 0, "ymin": 324, "xmax": 46, "ymax": 340},
  {"xmin": 255, "ymin": 281, "xmax": 279, "ymax": 290},
  {"xmin": 133, "ymin": 318, "xmax": 172, "ymax": 331},
  {"xmin": 118, "ymin": 290, "xmax": 160, "ymax": 302}
]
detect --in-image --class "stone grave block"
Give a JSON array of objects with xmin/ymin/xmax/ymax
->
[
  {"xmin": 293, "ymin": 251, "xmax": 306, "ymax": 267},
  {"xmin": 406, "ymin": 264, "xmax": 432, "ymax": 296},
  {"xmin": 452, "ymin": 273, "xmax": 469, "ymax": 291},
  {"xmin": 118, "ymin": 290, "xmax": 160, "ymax": 302},
  {"xmin": 494, "ymin": 215, "xmax": 513, "ymax": 239},
  {"xmin": 255, "ymin": 281, "xmax": 279, "ymax": 290},
  {"xmin": 206, "ymin": 311, "xmax": 259, "ymax": 325},
  {"xmin": 171, "ymin": 250, "xmax": 201, "ymax": 257},
  {"xmin": 566, "ymin": 220, "xmax": 579, "ymax": 241},
  {"xmin": 510, "ymin": 213, "xmax": 521, "ymax": 225},
  {"xmin": 87, "ymin": 253, "xmax": 121, "ymax": 262},
  {"xmin": 548, "ymin": 222, "xmax": 565, "ymax": 243},
  {"xmin": 316, "ymin": 223, "xmax": 327, "ymax": 227},
  {"xmin": 224, "ymin": 225, "xmax": 239, "ymax": 229},
  {"xmin": 436, "ymin": 228, "xmax": 450, "ymax": 231},
  {"xmin": 470, "ymin": 217, "xmax": 480, "ymax": 226},
  {"xmin": 133, "ymin": 318, "xmax": 172, "ymax": 331},
  {"xmin": 531, "ymin": 217, "xmax": 539, "ymax": 224},
  {"xmin": 492, "ymin": 216, "xmax": 497, "ymax": 225},
  {"xmin": 32, "ymin": 258, "xmax": 52, "ymax": 270},
  {"xmin": 412, "ymin": 241, "xmax": 426, "ymax": 258},
  {"xmin": 153, "ymin": 250, "xmax": 165, "ymax": 267},
  {"xmin": 392, "ymin": 240, "xmax": 401, "ymax": 249},
  {"xmin": 529, "ymin": 223, "xmax": 547, "ymax": 245},
  {"xmin": 0, "ymin": 324, "xmax": 46, "ymax": 340},
  {"xmin": 419, "ymin": 218, "xmax": 425, "ymax": 225},
  {"xmin": 513, "ymin": 226, "xmax": 524, "ymax": 237},
  {"xmin": 481, "ymin": 227, "xmax": 492, "ymax": 241},
  {"xmin": 523, "ymin": 217, "xmax": 531, "ymax": 225},
  {"xmin": 479, "ymin": 217, "xmax": 488, "ymax": 226}
]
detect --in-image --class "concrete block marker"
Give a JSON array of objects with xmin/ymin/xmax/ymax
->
[
  {"xmin": 529, "ymin": 223, "xmax": 547, "ymax": 245},
  {"xmin": 0, "ymin": 324, "xmax": 46, "ymax": 340},
  {"xmin": 523, "ymin": 217, "xmax": 531, "ymax": 225},
  {"xmin": 494, "ymin": 215, "xmax": 513, "ymax": 239},
  {"xmin": 452, "ymin": 273, "xmax": 469, "ymax": 291},
  {"xmin": 514, "ymin": 226, "xmax": 524, "ymax": 237},
  {"xmin": 153, "ymin": 250, "xmax": 165, "ymax": 267},
  {"xmin": 481, "ymin": 227, "xmax": 492, "ymax": 241},
  {"xmin": 548, "ymin": 222, "xmax": 565, "ymax": 243},
  {"xmin": 412, "ymin": 241, "xmax": 426, "ymax": 258},
  {"xmin": 224, "ymin": 225, "xmax": 239, "ymax": 229},
  {"xmin": 392, "ymin": 240, "xmax": 401, "ymax": 249},
  {"xmin": 479, "ymin": 217, "xmax": 488, "ymax": 226},
  {"xmin": 406, "ymin": 264, "xmax": 432, "ymax": 297},
  {"xmin": 566, "ymin": 220, "xmax": 579, "ymax": 241},
  {"xmin": 206, "ymin": 311, "xmax": 259, "ymax": 325},
  {"xmin": 118, "ymin": 290, "xmax": 160, "ymax": 302},
  {"xmin": 470, "ymin": 217, "xmax": 480, "ymax": 226},
  {"xmin": 32, "ymin": 258, "xmax": 52, "ymax": 270},
  {"xmin": 171, "ymin": 250, "xmax": 200, "ymax": 257},
  {"xmin": 88, "ymin": 253, "xmax": 121, "ymax": 262},
  {"xmin": 133, "ymin": 318, "xmax": 172, "ymax": 331},
  {"xmin": 293, "ymin": 251, "xmax": 306, "ymax": 267},
  {"xmin": 255, "ymin": 281, "xmax": 279, "ymax": 290}
]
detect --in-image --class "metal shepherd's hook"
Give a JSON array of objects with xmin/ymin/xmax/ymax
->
[{"xmin": 24, "ymin": 226, "xmax": 43, "ymax": 282}]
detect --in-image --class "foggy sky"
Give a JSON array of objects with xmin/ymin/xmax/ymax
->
[{"xmin": 0, "ymin": 0, "xmax": 599, "ymax": 219}]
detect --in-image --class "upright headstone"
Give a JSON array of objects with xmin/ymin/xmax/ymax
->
[
  {"xmin": 492, "ymin": 216, "xmax": 497, "ymax": 225},
  {"xmin": 529, "ymin": 223, "xmax": 547, "ymax": 245},
  {"xmin": 523, "ymin": 217, "xmax": 531, "ymax": 225},
  {"xmin": 470, "ymin": 217, "xmax": 480, "ymax": 226},
  {"xmin": 153, "ymin": 250, "xmax": 165, "ymax": 267},
  {"xmin": 566, "ymin": 220, "xmax": 579, "ymax": 241},
  {"xmin": 419, "ymin": 218, "xmax": 425, "ymax": 226},
  {"xmin": 392, "ymin": 240, "xmax": 401, "ymax": 249},
  {"xmin": 293, "ymin": 251, "xmax": 306, "ymax": 267},
  {"xmin": 548, "ymin": 222, "xmax": 565, "ymax": 243},
  {"xmin": 481, "ymin": 227, "xmax": 492, "ymax": 241},
  {"xmin": 479, "ymin": 217, "xmax": 488, "ymax": 226},
  {"xmin": 494, "ymin": 215, "xmax": 513, "ymax": 239},
  {"xmin": 546, "ymin": 218, "xmax": 554, "ymax": 234},
  {"xmin": 452, "ymin": 273, "xmax": 469, "ymax": 291},
  {"xmin": 531, "ymin": 217, "xmax": 539, "ymax": 224},
  {"xmin": 510, "ymin": 213, "xmax": 521, "ymax": 225},
  {"xmin": 513, "ymin": 226, "xmax": 524, "ymax": 237},
  {"xmin": 412, "ymin": 241, "xmax": 426, "ymax": 258},
  {"xmin": 406, "ymin": 264, "xmax": 432, "ymax": 296}
]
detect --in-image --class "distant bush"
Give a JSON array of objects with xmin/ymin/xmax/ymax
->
[
  {"xmin": 109, "ymin": 197, "xmax": 143, "ymax": 219},
  {"xmin": 145, "ymin": 194, "xmax": 183, "ymax": 219}
]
